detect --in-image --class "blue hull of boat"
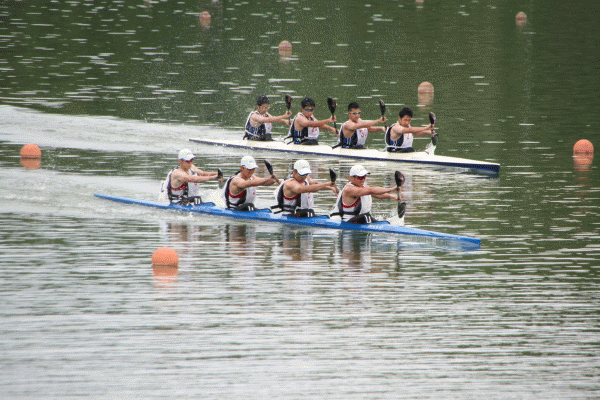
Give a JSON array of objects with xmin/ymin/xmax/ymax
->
[{"xmin": 95, "ymin": 193, "xmax": 481, "ymax": 248}]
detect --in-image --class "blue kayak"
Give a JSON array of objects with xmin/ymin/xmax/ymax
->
[{"xmin": 95, "ymin": 193, "xmax": 481, "ymax": 248}]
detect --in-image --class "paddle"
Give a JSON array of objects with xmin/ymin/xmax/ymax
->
[
  {"xmin": 329, "ymin": 167, "xmax": 339, "ymax": 195},
  {"xmin": 327, "ymin": 97, "xmax": 338, "ymax": 135},
  {"xmin": 379, "ymin": 100, "xmax": 387, "ymax": 131},
  {"xmin": 328, "ymin": 98, "xmax": 345, "ymax": 149},
  {"xmin": 285, "ymin": 94, "xmax": 293, "ymax": 124},
  {"xmin": 329, "ymin": 168, "xmax": 337, "ymax": 184},
  {"xmin": 429, "ymin": 112, "xmax": 438, "ymax": 146},
  {"xmin": 394, "ymin": 170, "xmax": 406, "ymax": 218},
  {"xmin": 264, "ymin": 160, "xmax": 280, "ymax": 184},
  {"xmin": 217, "ymin": 168, "xmax": 225, "ymax": 189}
]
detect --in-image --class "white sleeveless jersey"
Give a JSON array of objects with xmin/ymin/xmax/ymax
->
[
  {"xmin": 274, "ymin": 179, "xmax": 314, "ymax": 213},
  {"xmin": 330, "ymin": 183, "xmax": 372, "ymax": 221},
  {"xmin": 222, "ymin": 174, "xmax": 257, "ymax": 207}
]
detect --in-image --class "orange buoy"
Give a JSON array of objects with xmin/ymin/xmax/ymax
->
[
  {"xmin": 418, "ymin": 81, "xmax": 434, "ymax": 94},
  {"xmin": 516, "ymin": 12, "xmax": 527, "ymax": 27},
  {"xmin": 151, "ymin": 247, "xmax": 179, "ymax": 267},
  {"xmin": 278, "ymin": 40, "xmax": 292, "ymax": 56},
  {"xmin": 573, "ymin": 139, "xmax": 594, "ymax": 154},
  {"xmin": 20, "ymin": 144, "xmax": 41, "ymax": 159},
  {"xmin": 199, "ymin": 11, "xmax": 211, "ymax": 29}
]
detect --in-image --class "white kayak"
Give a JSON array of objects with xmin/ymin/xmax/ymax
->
[{"xmin": 189, "ymin": 137, "xmax": 500, "ymax": 175}]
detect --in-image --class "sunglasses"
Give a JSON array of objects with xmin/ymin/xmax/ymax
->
[
  {"xmin": 183, "ymin": 159, "xmax": 195, "ymax": 162},
  {"xmin": 349, "ymin": 111, "xmax": 361, "ymax": 115},
  {"xmin": 304, "ymin": 108, "xmax": 314, "ymax": 112},
  {"xmin": 356, "ymin": 175, "xmax": 366, "ymax": 180}
]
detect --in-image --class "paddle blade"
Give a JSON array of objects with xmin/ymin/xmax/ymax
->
[
  {"xmin": 285, "ymin": 94, "xmax": 292, "ymax": 110},
  {"xmin": 329, "ymin": 168, "xmax": 337, "ymax": 183},
  {"xmin": 429, "ymin": 112, "xmax": 436, "ymax": 125},
  {"xmin": 431, "ymin": 134, "xmax": 438, "ymax": 146},
  {"xmin": 327, "ymin": 97, "xmax": 337, "ymax": 115},
  {"xmin": 379, "ymin": 100, "xmax": 386, "ymax": 116},
  {"xmin": 264, "ymin": 160, "xmax": 274, "ymax": 176},
  {"xmin": 397, "ymin": 201, "xmax": 406, "ymax": 219},
  {"xmin": 394, "ymin": 170, "xmax": 405, "ymax": 187},
  {"xmin": 216, "ymin": 168, "xmax": 223, "ymax": 180}
]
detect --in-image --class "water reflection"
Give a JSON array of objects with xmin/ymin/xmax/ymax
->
[
  {"xmin": 573, "ymin": 154, "xmax": 593, "ymax": 172},
  {"xmin": 20, "ymin": 158, "xmax": 41, "ymax": 169},
  {"xmin": 152, "ymin": 264, "xmax": 178, "ymax": 287}
]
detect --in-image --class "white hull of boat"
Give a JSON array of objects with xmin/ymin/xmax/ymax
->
[{"xmin": 189, "ymin": 137, "xmax": 500, "ymax": 175}]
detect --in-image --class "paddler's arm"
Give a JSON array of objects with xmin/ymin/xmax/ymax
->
[
  {"xmin": 190, "ymin": 165, "xmax": 220, "ymax": 180},
  {"xmin": 344, "ymin": 116, "xmax": 386, "ymax": 132},
  {"xmin": 344, "ymin": 183, "xmax": 398, "ymax": 198},
  {"xmin": 319, "ymin": 122, "xmax": 338, "ymax": 136},
  {"xmin": 232, "ymin": 175, "xmax": 278, "ymax": 191},
  {"xmin": 171, "ymin": 169, "xmax": 216, "ymax": 185},
  {"xmin": 297, "ymin": 114, "xmax": 336, "ymax": 128},
  {"xmin": 286, "ymin": 178, "xmax": 336, "ymax": 195},
  {"xmin": 401, "ymin": 124, "xmax": 435, "ymax": 136},
  {"xmin": 251, "ymin": 111, "xmax": 292, "ymax": 125},
  {"xmin": 372, "ymin": 191, "xmax": 402, "ymax": 201}
]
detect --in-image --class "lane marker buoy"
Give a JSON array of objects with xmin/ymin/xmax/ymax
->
[
  {"xmin": 20, "ymin": 144, "xmax": 42, "ymax": 159},
  {"xmin": 151, "ymin": 247, "xmax": 179, "ymax": 267},
  {"xmin": 573, "ymin": 139, "xmax": 594, "ymax": 154}
]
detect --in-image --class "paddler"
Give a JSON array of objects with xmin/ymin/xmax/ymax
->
[
  {"xmin": 160, "ymin": 149, "xmax": 223, "ymax": 204},
  {"xmin": 288, "ymin": 97, "xmax": 337, "ymax": 145},
  {"xmin": 223, "ymin": 155, "xmax": 278, "ymax": 211},
  {"xmin": 330, "ymin": 164, "xmax": 401, "ymax": 224},
  {"xmin": 272, "ymin": 159, "xmax": 337, "ymax": 217},
  {"xmin": 243, "ymin": 95, "xmax": 292, "ymax": 141},
  {"xmin": 385, "ymin": 106, "xmax": 434, "ymax": 152},
  {"xmin": 338, "ymin": 102, "xmax": 387, "ymax": 149}
]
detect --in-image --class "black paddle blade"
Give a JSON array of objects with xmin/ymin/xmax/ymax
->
[
  {"xmin": 394, "ymin": 170, "xmax": 405, "ymax": 187},
  {"xmin": 397, "ymin": 201, "xmax": 407, "ymax": 219},
  {"xmin": 379, "ymin": 100, "xmax": 386, "ymax": 116},
  {"xmin": 327, "ymin": 97, "xmax": 336, "ymax": 115},
  {"xmin": 216, "ymin": 168, "xmax": 223, "ymax": 180},
  {"xmin": 285, "ymin": 94, "xmax": 292, "ymax": 110},
  {"xmin": 429, "ymin": 112, "xmax": 436, "ymax": 125},
  {"xmin": 329, "ymin": 168, "xmax": 337, "ymax": 183},
  {"xmin": 264, "ymin": 160, "xmax": 274, "ymax": 175},
  {"xmin": 431, "ymin": 134, "xmax": 439, "ymax": 146}
]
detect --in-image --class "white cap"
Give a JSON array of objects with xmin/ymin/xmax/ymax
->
[
  {"xmin": 178, "ymin": 148, "xmax": 195, "ymax": 161},
  {"xmin": 293, "ymin": 159, "xmax": 311, "ymax": 175},
  {"xmin": 349, "ymin": 165, "xmax": 369, "ymax": 177},
  {"xmin": 240, "ymin": 155, "xmax": 258, "ymax": 169}
]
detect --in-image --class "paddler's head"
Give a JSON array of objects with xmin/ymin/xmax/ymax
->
[
  {"xmin": 349, "ymin": 164, "xmax": 369, "ymax": 186},
  {"xmin": 256, "ymin": 95, "xmax": 270, "ymax": 114},
  {"xmin": 300, "ymin": 97, "xmax": 315, "ymax": 117},
  {"xmin": 292, "ymin": 159, "xmax": 311, "ymax": 182},
  {"xmin": 398, "ymin": 106, "xmax": 413, "ymax": 127},
  {"xmin": 240, "ymin": 155, "xmax": 258, "ymax": 177},
  {"xmin": 178, "ymin": 148, "xmax": 195, "ymax": 169},
  {"xmin": 347, "ymin": 101, "xmax": 361, "ymax": 122}
]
